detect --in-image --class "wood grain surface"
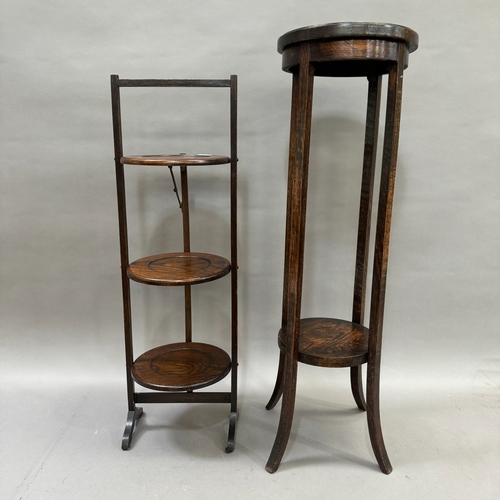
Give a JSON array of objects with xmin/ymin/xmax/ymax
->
[
  {"xmin": 127, "ymin": 252, "xmax": 231, "ymax": 286},
  {"xmin": 132, "ymin": 342, "xmax": 231, "ymax": 391},
  {"xmin": 265, "ymin": 22, "xmax": 417, "ymax": 473},
  {"xmin": 278, "ymin": 317, "xmax": 369, "ymax": 367},
  {"xmin": 111, "ymin": 75, "xmax": 239, "ymax": 452},
  {"xmin": 278, "ymin": 22, "xmax": 418, "ymax": 54},
  {"xmin": 121, "ymin": 153, "xmax": 230, "ymax": 166}
]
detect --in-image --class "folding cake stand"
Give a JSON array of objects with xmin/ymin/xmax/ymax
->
[{"xmin": 111, "ymin": 75, "xmax": 238, "ymax": 452}]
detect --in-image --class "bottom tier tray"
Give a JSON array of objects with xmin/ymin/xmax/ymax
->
[
  {"xmin": 132, "ymin": 342, "xmax": 232, "ymax": 391},
  {"xmin": 278, "ymin": 318, "xmax": 369, "ymax": 368}
]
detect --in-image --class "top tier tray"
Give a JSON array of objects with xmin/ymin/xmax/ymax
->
[{"xmin": 121, "ymin": 153, "xmax": 230, "ymax": 166}]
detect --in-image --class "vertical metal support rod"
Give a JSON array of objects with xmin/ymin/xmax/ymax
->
[{"xmin": 180, "ymin": 165, "xmax": 192, "ymax": 343}]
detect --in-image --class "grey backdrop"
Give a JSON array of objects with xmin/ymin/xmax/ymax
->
[{"xmin": 1, "ymin": 0, "xmax": 499, "ymax": 497}]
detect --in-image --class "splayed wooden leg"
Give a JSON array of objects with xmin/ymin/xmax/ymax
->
[
  {"xmin": 350, "ymin": 365, "xmax": 367, "ymax": 411},
  {"xmin": 265, "ymin": 358, "xmax": 298, "ymax": 473},
  {"xmin": 266, "ymin": 351, "xmax": 285, "ymax": 410},
  {"xmin": 367, "ymin": 363, "xmax": 392, "ymax": 474}
]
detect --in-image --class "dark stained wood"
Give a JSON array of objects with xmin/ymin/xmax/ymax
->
[
  {"xmin": 353, "ymin": 75, "xmax": 381, "ymax": 327},
  {"xmin": 132, "ymin": 342, "xmax": 232, "ymax": 391},
  {"xmin": 111, "ymin": 75, "xmax": 238, "ymax": 452},
  {"xmin": 121, "ymin": 407, "xmax": 143, "ymax": 450},
  {"xmin": 117, "ymin": 79, "xmax": 231, "ymax": 88},
  {"xmin": 351, "ymin": 74, "xmax": 382, "ymax": 411},
  {"xmin": 121, "ymin": 153, "xmax": 230, "ymax": 166},
  {"xmin": 265, "ymin": 351, "xmax": 285, "ymax": 410},
  {"xmin": 229, "ymin": 75, "xmax": 239, "ymax": 442},
  {"xmin": 135, "ymin": 392, "xmax": 231, "ymax": 404},
  {"xmin": 127, "ymin": 252, "xmax": 231, "ymax": 286},
  {"xmin": 365, "ymin": 42, "xmax": 407, "ymax": 475},
  {"xmin": 279, "ymin": 23, "xmax": 417, "ymax": 77},
  {"xmin": 350, "ymin": 365, "xmax": 366, "ymax": 411},
  {"xmin": 180, "ymin": 166, "xmax": 192, "ymax": 343},
  {"xmin": 266, "ymin": 42, "xmax": 315, "ymax": 474},
  {"xmin": 278, "ymin": 22, "xmax": 419, "ymax": 54},
  {"xmin": 225, "ymin": 411, "xmax": 238, "ymax": 453},
  {"xmin": 282, "ymin": 39, "xmax": 404, "ymax": 77},
  {"xmin": 111, "ymin": 75, "xmax": 136, "ymax": 416},
  {"xmin": 265, "ymin": 23, "xmax": 418, "ymax": 474},
  {"xmin": 278, "ymin": 318, "xmax": 369, "ymax": 367}
]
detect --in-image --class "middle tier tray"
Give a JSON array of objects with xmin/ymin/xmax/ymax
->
[
  {"xmin": 127, "ymin": 252, "xmax": 231, "ymax": 286},
  {"xmin": 132, "ymin": 342, "xmax": 232, "ymax": 391}
]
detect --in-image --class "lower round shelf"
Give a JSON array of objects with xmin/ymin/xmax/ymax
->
[
  {"xmin": 132, "ymin": 342, "xmax": 232, "ymax": 391},
  {"xmin": 278, "ymin": 317, "xmax": 369, "ymax": 367},
  {"xmin": 127, "ymin": 252, "xmax": 231, "ymax": 286}
]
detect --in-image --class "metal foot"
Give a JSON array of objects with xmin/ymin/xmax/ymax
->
[
  {"xmin": 121, "ymin": 407, "xmax": 144, "ymax": 450},
  {"xmin": 225, "ymin": 411, "xmax": 237, "ymax": 453}
]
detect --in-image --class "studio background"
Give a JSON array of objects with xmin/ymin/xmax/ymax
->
[{"xmin": 1, "ymin": 1, "xmax": 498, "ymax": 499}]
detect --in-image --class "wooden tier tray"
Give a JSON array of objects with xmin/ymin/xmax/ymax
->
[
  {"xmin": 278, "ymin": 318, "xmax": 369, "ymax": 367},
  {"xmin": 121, "ymin": 153, "xmax": 230, "ymax": 166},
  {"xmin": 132, "ymin": 342, "xmax": 232, "ymax": 391},
  {"xmin": 127, "ymin": 252, "xmax": 231, "ymax": 286}
]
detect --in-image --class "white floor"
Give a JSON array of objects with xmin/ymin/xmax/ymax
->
[{"xmin": 3, "ymin": 369, "xmax": 498, "ymax": 500}]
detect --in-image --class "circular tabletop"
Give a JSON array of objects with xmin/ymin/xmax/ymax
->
[
  {"xmin": 121, "ymin": 153, "xmax": 231, "ymax": 166},
  {"xmin": 278, "ymin": 22, "xmax": 419, "ymax": 54}
]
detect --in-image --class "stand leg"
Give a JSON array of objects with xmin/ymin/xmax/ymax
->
[
  {"xmin": 265, "ymin": 358, "xmax": 298, "ymax": 473},
  {"xmin": 351, "ymin": 75, "xmax": 381, "ymax": 412},
  {"xmin": 350, "ymin": 365, "xmax": 367, "ymax": 411},
  {"xmin": 266, "ymin": 43, "xmax": 314, "ymax": 473},
  {"xmin": 122, "ymin": 407, "xmax": 144, "ymax": 450},
  {"xmin": 225, "ymin": 411, "xmax": 238, "ymax": 453},
  {"xmin": 366, "ymin": 45, "xmax": 406, "ymax": 474},
  {"xmin": 367, "ymin": 367, "xmax": 392, "ymax": 473},
  {"xmin": 266, "ymin": 351, "xmax": 285, "ymax": 410},
  {"xmin": 227, "ymin": 75, "xmax": 239, "ymax": 454}
]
